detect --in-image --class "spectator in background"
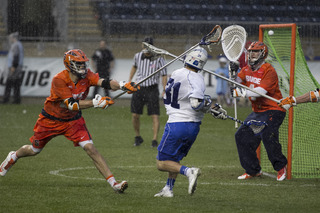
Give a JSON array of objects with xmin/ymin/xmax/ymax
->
[
  {"xmin": 92, "ymin": 40, "xmax": 114, "ymax": 96},
  {"xmin": 2, "ymin": 32, "xmax": 24, "ymax": 104},
  {"xmin": 215, "ymin": 57, "xmax": 230, "ymax": 106}
]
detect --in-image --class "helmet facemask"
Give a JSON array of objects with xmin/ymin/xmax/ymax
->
[
  {"xmin": 248, "ymin": 49, "xmax": 265, "ymax": 66},
  {"xmin": 69, "ymin": 60, "xmax": 88, "ymax": 79}
]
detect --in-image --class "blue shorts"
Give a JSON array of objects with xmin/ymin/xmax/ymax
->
[{"xmin": 157, "ymin": 122, "xmax": 201, "ymax": 162}]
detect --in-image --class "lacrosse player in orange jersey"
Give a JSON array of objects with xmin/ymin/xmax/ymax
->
[
  {"xmin": 0, "ymin": 49, "xmax": 139, "ymax": 193},
  {"xmin": 230, "ymin": 41, "xmax": 288, "ymax": 181},
  {"xmin": 279, "ymin": 89, "xmax": 319, "ymax": 110}
]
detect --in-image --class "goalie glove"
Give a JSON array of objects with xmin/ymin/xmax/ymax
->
[
  {"xmin": 92, "ymin": 94, "xmax": 114, "ymax": 109},
  {"xmin": 231, "ymin": 87, "xmax": 246, "ymax": 98},
  {"xmin": 278, "ymin": 96, "xmax": 296, "ymax": 110},
  {"xmin": 229, "ymin": 61, "xmax": 240, "ymax": 80},
  {"xmin": 210, "ymin": 103, "xmax": 227, "ymax": 120},
  {"xmin": 310, "ymin": 88, "xmax": 319, "ymax": 102},
  {"xmin": 119, "ymin": 81, "xmax": 140, "ymax": 94}
]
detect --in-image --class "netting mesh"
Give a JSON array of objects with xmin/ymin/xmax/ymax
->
[
  {"xmin": 260, "ymin": 26, "xmax": 320, "ymax": 178},
  {"xmin": 221, "ymin": 26, "xmax": 246, "ymax": 61}
]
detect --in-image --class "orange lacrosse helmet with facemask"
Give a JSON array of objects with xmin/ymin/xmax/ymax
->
[
  {"xmin": 63, "ymin": 49, "xmax": 89, "ymax": 79},
  {"xmin": 247, "ymin": 41, "xmax": 268, "ymax": 66}
]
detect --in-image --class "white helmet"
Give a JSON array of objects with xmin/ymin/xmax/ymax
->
[{"xmin": 184, "ymin": 47, "xmax": 208, "ymax": 70}]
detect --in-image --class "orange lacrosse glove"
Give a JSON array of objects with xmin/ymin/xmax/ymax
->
[
  {"xmin": 310, "ymin": 89, "xmax": 319, "ymax": 102},
  {"xmin": 92, "ymin": 94, "xmax": 115, "ymax": 109},
  {"xmin": 278, "ymin": 96, "xmax": 296, "ymax": 110},
  {"xmin": 120, "ymin": 81, "xmax": 141, "ymax": 94}
]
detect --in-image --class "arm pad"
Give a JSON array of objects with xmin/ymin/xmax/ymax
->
[
  {"xmin": 64, "ymin": 97, "xmax": 80, "ymax": 111},
  {"xmin": 190, "ymin": 95, "xmax": 212, "ymax": 112},
  {"xmin": 246, "ymin": 87, "xmax": 267, "ymax": 98},
  {"xmin": 101, "ymin": 79, "xmax": 111, "ymax": 89},
  {"xmin": 190, "ymin": 97, "xmax": 204, "ymax": 111}
]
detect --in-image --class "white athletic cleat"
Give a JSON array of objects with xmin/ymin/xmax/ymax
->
[
  {"xmin": 238, "ymin": 171, "xmax": 262, "ymax": 180},
  {"xmin": 154, "ymin": 187, "xmax": 174, "ymax": 198},
  {"xmin": 188, "ymin": 167, "xmax": 201, "ymax": 195},
  {"xmin": 0, "ymin": 151, "xmax": 16, "ymax": 176},
  {"xmin": 112, "ymin": 181, "xmax": 128, "ymax": 193},
  {"xmin": 277, "ymin": 166, "xmax": 286, "ymax": 181}
]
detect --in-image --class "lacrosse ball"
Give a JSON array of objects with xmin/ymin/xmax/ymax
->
[
  {"xmin": 22, "ymin": 109, "xmax": 27, "ymax": 114},
  {"xmin": 268, "ymin": 30, "xmax": 274, "ymax": 36}
]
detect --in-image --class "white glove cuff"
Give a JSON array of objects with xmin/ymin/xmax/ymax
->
[
  {"xmin": 119, "ymin": 81, "xmax": 126, "ymax": 90},
  {"xmin": 92, "ymin": 94, "xmax": 101, "ymax": 108}
]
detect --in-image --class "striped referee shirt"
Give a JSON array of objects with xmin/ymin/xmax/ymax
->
[{"xmin": 133, "ymin": 51, "xmax": 167, "ymax": 87}]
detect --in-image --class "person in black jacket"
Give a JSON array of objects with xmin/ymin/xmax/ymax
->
[
  {"xmin": 91, "ymin": 40, "xmax": 114, "ymax": 97},
  {"xmin": 2, "ymin": 32, "xmax": 24, "ymax": 104}
]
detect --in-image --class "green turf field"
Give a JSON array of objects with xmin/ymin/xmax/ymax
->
[{"xmin": 0, "ymin": 102, "xmax": 319, "ymax": 213}]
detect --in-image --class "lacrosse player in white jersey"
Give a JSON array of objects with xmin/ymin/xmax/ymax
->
[{"xmin": 154, "ymin": 47, "xmax": 227, "ymax": 197}]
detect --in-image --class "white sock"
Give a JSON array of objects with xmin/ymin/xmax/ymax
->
[
  {"xmin": 11, "ymin": 152, "xmax": 18, "ymax": 161},
  {"xmin": 185, "ymin": 168, "xmax": 192, "ymax": 177},
  {"xmin": 106, "ymin": 175, "xmax": 116, "ymax": 186}
]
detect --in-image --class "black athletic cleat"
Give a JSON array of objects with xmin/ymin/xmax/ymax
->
[
  {"xmin": 151, "ymin": 140, "xmax": 158, "ymax": 148},
  {"xmin": 134, "ymin": 136, "xmax": 144, "ymax": 146}
]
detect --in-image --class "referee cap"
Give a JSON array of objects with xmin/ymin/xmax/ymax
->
[{"xmin": 144, "ymin": 37, "xmax": 154, "ymax": 45}]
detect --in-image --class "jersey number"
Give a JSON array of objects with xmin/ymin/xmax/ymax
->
[{"xmin": 164, "ymin": 78, "xmax": 181, "ymax": 109}]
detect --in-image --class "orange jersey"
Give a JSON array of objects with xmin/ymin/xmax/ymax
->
[
  {"xmin": 43, "ymin": 69, "xmax": 99, "ymax": 119},
  {"xmin": 238, "ymin": 63, "xmax": 285, "ymax": 112}
]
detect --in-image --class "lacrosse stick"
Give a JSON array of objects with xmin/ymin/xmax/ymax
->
[
  {"xmin": 221, "ymin": 25, "xmax": 247, "ymax": 129},
  {"xmin": 226, "ymin": 116, "xmax": 267, "ymax": 135},
  {"xmin": 211, "ymin": 108, "xmax": 267, "ymax": 134},
  {"xmin": 111, "ymin": 25, "xmax": 222, "ymax": 101},
  {"xmin": 143, "ymin": 43, "xmax": 280, "ymax": 104}
]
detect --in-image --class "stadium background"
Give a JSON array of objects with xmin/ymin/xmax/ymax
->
[
  {"xmin": 0, "ymin": 0, "xmax": 320, "ymax": 99},
  {"xmin": 0, "ymin": 1, "xmax": 320, "ymax": 212}
]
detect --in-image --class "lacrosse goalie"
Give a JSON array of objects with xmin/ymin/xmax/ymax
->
[
  {"xmin": 279, "ymin": 88, "xmax": 319, "ymax": 110},
  {"xmin": 230, "ymin": 41, "xmax": 288, "ymax": 181},
  {"xmin": 154, "ymin": 47, "xmax": 227, "ymax": 198},
  {"xmin": 0, "ymin": 49, "xmax": 139, "ymax": 193}
]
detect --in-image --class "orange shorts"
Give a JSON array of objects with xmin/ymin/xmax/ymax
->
[{"xmin": 29, "ymin": 114, "xmax": 92, "ymax": 149}]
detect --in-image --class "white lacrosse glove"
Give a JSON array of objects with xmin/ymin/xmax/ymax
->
[
  {"xmin": 278, "ymin": 96, "xmax": 296, "ymax": 110},
  {"xmin": 202, "ymin": 95, "xmax": 213, "ymax": 113},
  {"xmin": 231, "ymin": 87, "xmax": 246, "ymax": 98},
  {"xmin": 210, "ymin": 103, "xmax": 227, "ymax": 120},
  {"xmin": 92, "ymin": 94, "xmax": 114, "ymax": 109}
]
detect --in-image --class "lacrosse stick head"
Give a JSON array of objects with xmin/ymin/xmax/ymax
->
[
  {"xmin": 246, "ymin": 120, "xmax": 268, "ymax": 135},
  {"xmin": 199, "ymin": 25, "xmax": 222, "ymax": 51},
  {"xmin": 142, "ymin": 42, "xmax": 167, "ymax": 60},
  {"xmin": 221, "ymin": 25, "xmax": 247, "ymax": 62}
]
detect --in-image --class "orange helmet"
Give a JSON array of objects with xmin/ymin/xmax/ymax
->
[
  {"xmin": 64, "ymin": 49, "xmax": 89, "ymax": 78},
  {"xmin": 248, "ymin": 41, "xmax": 268, "ymax": 66}
]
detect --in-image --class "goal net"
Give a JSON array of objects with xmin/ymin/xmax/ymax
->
[{"xmin": 258, "ymin": 24, "xmax": 320, "ymax": 179}]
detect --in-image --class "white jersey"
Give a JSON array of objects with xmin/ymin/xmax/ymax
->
[{"xmin": 164, "ymin": 67, "xmax": 206, "ymax": 123}]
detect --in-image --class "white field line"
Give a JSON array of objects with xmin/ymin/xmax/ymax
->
[
  {"xmin": 48, "ymin": 166, "xmax": 317, "ymax": 188},
  {"xmin": 262, "ymin": 172, "xmax": 277, "ymax": 179}
]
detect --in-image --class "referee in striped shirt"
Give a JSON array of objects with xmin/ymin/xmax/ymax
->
[{"xmin": 128, "ymin": 37, "xmax": 168, "ymax": 148}]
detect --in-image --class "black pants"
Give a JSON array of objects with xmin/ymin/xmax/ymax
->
[
  {"xmin": 131, "ymin": 85, "xmax": 160, "ymax": 115},
  {"xmin": 235, "ymin": 110, "xmax": 287, "ymax": 175},
  {"xmin": 3, "ymin": 75, "xmax": 22, "ymax": 104}
]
